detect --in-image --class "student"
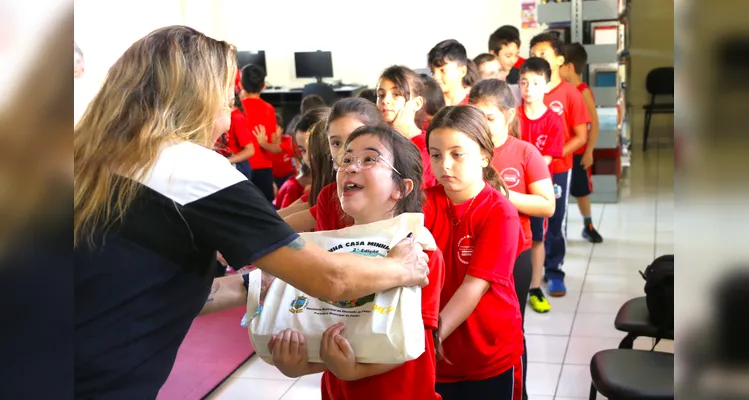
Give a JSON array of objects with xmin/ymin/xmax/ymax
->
[
  {"xmin": 215, "ymin": 93, "xmax": 255, "ymax": 180},
  {"xmin": 265, "ymin": 114, "xmax": 297, "ymax": 190},
  {"xmin": 474, "ymin": 53, "xmax": 502, "ymax": 80},
  {"xmin": 425, "ymin": 105, "xmax": 524, "ymax": 399},
  {"xmin": 283, "ymin": 98, "xmax": 383, "ymax": 231},
  {"xmin": 268, "ymin": 125, "xmax": 445, "ymax": 400},
  {"xmin": 420, "ymin": 74, "xmax": 447, "ymax": 129},
  {"xmin": 240, "ymin": 64, "xmax": 277, "ymax": 202},
  {"xmin": 377, "ymin": 65, "xmax": 436, "ymax": 188},
  {"xmin": 560, "ymin": 43, "xmax": 604, "ymax": 243},
  {"xmin": 515, "ymin": 57, "xmax": 566, "ymax": 312},
  {"xmin": 428, "ymin": 39, "xmax": 474, "ymax": 106},
  {"xmin": 530, "ymin": 33, "xmax": 591, "ymax": 297},
  {"xmin": 488, "ymin": 26, "xmax": 523, "ymax": 83},
  {"xmin": 301, "ymin": 94, "xmax": 327, "ymax": 115}
]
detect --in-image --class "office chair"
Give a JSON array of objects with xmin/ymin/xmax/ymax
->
[{"xmin": 642, "ymin": 67, "xmax": 674, "ymax": 151}]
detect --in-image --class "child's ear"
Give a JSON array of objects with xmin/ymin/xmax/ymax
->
[
  {"xmin": 460, "ymin": 65, "xmax": 468, "ymax": 79},
  {"xmin": 410, "ymin": 96, "xmax": 425, "ymax": 112},
  {"xmin": 391, "ymin": 179, "xmax": 415, "ymax": 201},
  {"xmin": 556, "ymin": 54, "xmax": 566, "ymax": 68},
  {"xmin": 506, "ymin": 108, "xmax": 517, "ymax": 127}
]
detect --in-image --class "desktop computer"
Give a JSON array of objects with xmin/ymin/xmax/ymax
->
[
  {"xmin": 237, "ymin": 50, "xmax": 267, "ymax": 72},
  {"xmin": 294, "ymin": 51, "xmax": 334, "ymax": 83}
]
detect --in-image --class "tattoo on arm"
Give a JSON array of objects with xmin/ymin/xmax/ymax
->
[
  {"xmin": 205, "ymin": 282, "xmax": 220, "ymax": 304},
  {"xmin": 286, "ymin": 236, "xmax": 306, "ymax": 251}
]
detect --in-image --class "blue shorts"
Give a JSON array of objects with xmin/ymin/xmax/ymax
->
[{"xmin": 530, "ymin": 216, "xmax": 547, "ymax": 242}]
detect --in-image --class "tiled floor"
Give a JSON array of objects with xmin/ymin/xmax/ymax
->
[{"xmin": 208, "ymin": 136, "xmax": 675, "ymax": 400}]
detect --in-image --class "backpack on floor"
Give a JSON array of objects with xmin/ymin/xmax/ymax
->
[{"xmin": 639, "ymin": 254, "xmax": 674, "ymax": 340}]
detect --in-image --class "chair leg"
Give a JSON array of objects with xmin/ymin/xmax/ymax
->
[
  {"xmin": 618, "ymin": 333, "xmax": 636, "ymax": 349},
  {"xmin": 589, "ymin": 383, "xmax": 597, "ymax": 400},
  {"xmin": 642, "ymin": 109, "xmax": 652, "ymax": 151}
]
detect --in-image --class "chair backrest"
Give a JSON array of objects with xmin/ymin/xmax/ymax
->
[
  {"xmin": 302, "ymin": 83, "xmax": 338, "ymax": 106},
  {"xmin": 645, "ymin": 67, "xmax": 674, "ymax": 96}
]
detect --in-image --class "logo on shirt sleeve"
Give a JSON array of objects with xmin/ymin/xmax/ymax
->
[
  {"xmin": 500, "ymin": 167, "xmax": 522, "ymax": 189},
  {"xmin": 549, "ymin": 100, "xmax": 564, "ymax": 116},
  {"xmin": 535, "ymin": 135, "xmax": 548, "ymax": 152},
  {"xmin": 457, "ymin": 235, "xmax": 474, "ymax": 264}
]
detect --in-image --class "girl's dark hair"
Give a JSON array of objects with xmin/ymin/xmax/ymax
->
[
  {"xmin": 463, "ymin": 59, "xmax": 480, "ymax": 87},
  {"xmin": 420, "ymin": 74, "xmax": 447, "ymax": 118},
  {"xmin": 345, "ymin": 125, "xmax": 423, "ymax": 216},
  {"xmin": 328, "ymin": 97, "xmax": 383, "ymax": 126},
  {"xmin": 233, "ymin": 93, "xmax": 245, "ymax": 114},
  {"xmin": 285, "ymin": 114, "xmax": 302, "ymax": 135},
  {"xmin": 299, "ymin": 107, "xmax": 333, "ymax": 206},
  {"xmin": 469, "ymin": 79, "xmax": 520, "ymax": 138},
  {"xmin": 426, "ymin": 105, "xmax": 509, "ymax": 196},
  {"xmin": 379, "ymin": 65, "xmax": 426, "ymax": 128}
]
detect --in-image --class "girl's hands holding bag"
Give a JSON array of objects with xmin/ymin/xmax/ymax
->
[
  {"xmin": 320, "ymin": 323, "xmax": 358, "ymax": 381},
  {"xmin": 267, "ymin": 329, "xmax": 311, "ymax": 378}
]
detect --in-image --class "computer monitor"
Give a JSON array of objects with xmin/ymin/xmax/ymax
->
[
  {"xmin": 294, "ymin": 51, "xmax": 333, "ymax": 82},
  {"xmin": 236, "ymin": 51, "xmax": 266, "ymax": 72}
]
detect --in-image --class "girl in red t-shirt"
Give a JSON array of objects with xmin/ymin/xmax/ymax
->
[
  {"xmin": 425, "ymin": 105, "xmax": 524, "ymax": 400},
  {"xmin": 469, "ymin": 79, "xmax": 556, "ymax": 398},
  {"xmin": 268, "ymin": 125, "xmax": 445, "ymax": 400},
  {"xmin": 214, "ymin": 94, "xmax": 255, "ymax": 180},
  {"xmin": 275, "ymin": 111, "xmax": 326, "ymax": 209},
  {"xmin": 284, "ymin": 98, "xmax": 383, "ymax": 232},
  {"xmin": 376, "ymin": 65, "xmax": 437, "ymax": 189}
]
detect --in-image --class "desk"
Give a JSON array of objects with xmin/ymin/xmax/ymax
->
[{"xmin": 261, "ymin": 86, "xmax": 365, "ymax": 127}]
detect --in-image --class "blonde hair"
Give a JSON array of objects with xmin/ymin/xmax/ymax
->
[{"xmin": 74, "ymin": 26, "xmax": 236, "ymax": 247}]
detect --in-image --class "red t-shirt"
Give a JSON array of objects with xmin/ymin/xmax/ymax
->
[
  {"xmin": 310, "ymin": 183, "xmax": 353, "ymax": 231},
  {"xmin": 410, "ymin": 132, "xmax": 437, "ymax": 189},
  {"xmin": 459, "ymin": 93, "xmax": 470, "ymax": 105},
  {"xmin": 274, "ymin": 175, "xmax": 305, "ymax": 209},
  {"xmin": 300, "ymin": 189, "xmax": 310, "ymax": 204},
  {"xmin": 517, "ymin": 105, "xmax": 565, "ymax": 163},
  {"xmin": 423, "ymin": 184, "xmax": 524, "ymax": 382},
  {"xmin": 234, "ymin": 69, "xmax": 242, "ymax": 94},
  {"xmin": 321, "ymin": 249, "xmax": 445, "ymax": 400},
  {"xmin": 492, "ymin": 136, "xmax": 551, "ymax": 251},
  {"xmin": 242, "ymin": 97, "xmax": 276, "ymax": 170},
  {"xmin": 268, "ymin": 135, "xmax": 297, "ymax": 178},
  {"xmin": 514, "ymin": 57, "xmax": 526, "ymax": 69},
  {"xmin": 215, "ymin": 109, "xmax": 253, "ymax": 157},
  {"xmin": 574, "ymin": 82, "xmax": 595, "ymax": 155},
  {"xmin": 543, "ymin": 81, "xmax": 590, "ymax": 174}
]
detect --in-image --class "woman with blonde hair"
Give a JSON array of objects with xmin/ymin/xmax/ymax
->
[{"xmin": 74, "ymin": 25, "xmax": 429, "ymax": 398}]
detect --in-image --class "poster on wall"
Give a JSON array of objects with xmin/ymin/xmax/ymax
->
[{"xmin": 521, "ymin": 0, "xmax": 538, "ymax": 28}]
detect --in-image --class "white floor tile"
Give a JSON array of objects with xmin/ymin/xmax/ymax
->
[
  {"xmin": 571, "ymin": 313, "xmax": 623, "ymax": 339},
  {"xmin": 526, "ymin": 362, "xmax": 562, "ymax": 396},
  {"xmin": 536, "ymin": 291, "xmax": 581, "ymax": 314},
  {"xmin": 586, "ymin": 255, "xmax": 652, "ymax": 276},
  {"xmin": 555, "ymin": 364, "xmax": 594, "ymax": 398},
  {"xmin": 582, "ymin": 274, "xmax": 645, "ymax": 296},
  {"xmin": 525, "ymin": 312, "xmax": 575, "ymax": 336},
  {"xmin": 206, "ymin": 377, "xmax": 295, "ymax": 400},
  {"xmin": 564, "ymin": 337, "xmax": 621, "ymax": 365},
  {"xmin": 233, "ymin": 356, "xmax": 296, "ymax": 381},
  {"xmin": 280, "ymin": 374, "xmax": 323, "ymax": 400},
  {"xmin": 577, "ymin": 292, "xmax": 637, "ymax": 314},
  {"xmin": 525, "ymin": 334, "xmax": 569, "ymax": 363}
]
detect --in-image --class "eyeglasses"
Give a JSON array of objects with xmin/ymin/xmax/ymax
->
[{"xmin": 334, "ymin": 150, "xmax": 401, "ymax": 175}]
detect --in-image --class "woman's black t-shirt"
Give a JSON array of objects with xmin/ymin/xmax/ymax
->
[{"xmin": 74, "ymin": 142, "xmax": 298, "ymax": 399}]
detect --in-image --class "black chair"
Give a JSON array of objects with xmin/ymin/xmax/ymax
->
[
  {"xmin": 642, "ymin": 67, "xmax": 674, "ymax": 151},
  {"xmin": 614, "ymin": 297, "xmax": 674, "ymax": 349},
  {"xmin": 302, "ymin": 82, "xmax": 338, "ymax": 106},
  {"xmin": 589, "ymin": 349, "xmax": 674, "ymax": 400}
]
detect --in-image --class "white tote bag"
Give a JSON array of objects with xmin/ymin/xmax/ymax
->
[{"xmin": 246, "ymin": 213, "xmax": 436, "ymax": 365}]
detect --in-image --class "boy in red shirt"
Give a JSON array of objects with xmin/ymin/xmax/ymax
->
[
  {"xmin": 530, "ymin": 32, "xmax": 590, "ymax": 297},
  {"xmin": 264, "ymin": 114, "xmax": 297, "ymax": 191},
  {"xmin": 560, "ymin": 43, "xmax": 604, "ymax": 243},
  {"xmin": 240, "ymin": 64, "xmax": 277, "ymax": 203},
  {"xmin": 488, "ymin": 25, "xmax": 523, "ymax": 84},
  {"xmin": 428, "ymin": 39, "xmax": 474, "ymax": 106},
  {"xmin": 517, "ymin": 57, "xmax": 565, "ymax": 313}
]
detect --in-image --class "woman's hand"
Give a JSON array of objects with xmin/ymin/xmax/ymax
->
[
  {"xmin": 320, "ymin": 323, "xmax": 358, "ymax": 381},
  {"xmin": 267, "ymin": 329, "xmax": 310, "ymax": 378},
  {"xmin": 386, "ymin": 234, "xmax": 430, "ymax": 288}
]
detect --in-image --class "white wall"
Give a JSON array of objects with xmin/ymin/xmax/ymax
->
[{"xmin": 74, "ymin": 0, "xmax": 547, "ymax": 89}]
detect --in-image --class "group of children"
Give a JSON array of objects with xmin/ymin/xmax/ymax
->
[{"xmin": 217, "ymin": 27, "xmax": 606, "ymax": 400}]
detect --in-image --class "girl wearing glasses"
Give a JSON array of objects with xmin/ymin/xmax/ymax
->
[
  {"xmin": 268, "ymin": 125, "xmax": 445, "ymax": 400},
  {"xmin": 425, "ymin": 105, "xmax": 524, "ymax": 399},
  {"xmin": 376, "ymin": 65, "xmax": 437, "ymax": 189}
]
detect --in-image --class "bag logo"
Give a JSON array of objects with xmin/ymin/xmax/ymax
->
[
  {"xmin": 457, "ymin": 235, "xmax": 474, "ymax": 265},
  {"xmin": 289, "ymin": 295, "xmax": 309, "ymax": 313}
]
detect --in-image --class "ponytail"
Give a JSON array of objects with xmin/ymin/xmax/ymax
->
[{"xmin": 483, "ymin": 164, "xmax": 509, "ymax": 197}]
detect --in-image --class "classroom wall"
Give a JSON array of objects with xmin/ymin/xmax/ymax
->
[{"xmin": 74, "ymin": 0, "xmax": 546, "ymax": 90}]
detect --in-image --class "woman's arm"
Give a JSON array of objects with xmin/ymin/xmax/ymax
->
[
  {"xmin": 278, "ymin": 200, "xmax": 309, "ymax": 218},
  {"xmin": 227, "ymin": 145, "xmax": 255, "ymax": 164},
  {"xmin": 283, "ymin": 209, "xmax": 316, "ymax": 233},
  {"xmin": 199, "ymin": 274, "xmax": 246, "ymax": 316},
  {"xmin": 439, "ymin": 276, "xmax": 491, "ymax": 340},
  {"xmin": 507, "ymin": 178, "xmax": 555, "ymax": 217},
  {"xmin": 255, "ymin": 235, "xmax": 429, "ymax": 301}
]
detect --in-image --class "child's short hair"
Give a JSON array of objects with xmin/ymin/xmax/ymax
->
[
  {"xmin": 428, "ymin": 39, "xmax": 469, "ymax": 69},
  {"xmin": 300, "ymin": 94, "xmax": 326, "ymax": 115},
  {"xmin": 420, "ymin": 74, "xmax": 446, "ymax": 117},
  {"xmin": 275, "ymin": 114, "xmax": 283, "ymax": 129},
  {"xmin": 240, "ymin": 64, "xmax": 266, "ymax": 94},
  {"xmin": 473, "ymin": 53, "xmax": 497, "ymax": 68},
  {"xmin": 488, "ymin": 25, "xmax": 521, "ymax": 54},
  {"xmin": 529, "ymin": 32, "xmax": 565, "ymax": 57},
  {"xmin": 355, "ymin": 88, "xmax": 377, "ymax": 103},
  {"xmin": 519, "ymin": 57, "xmax": 553, "ymax": 82},
  {"xmin": 563, "ymin": 42, "xmax": 588, "ymax": 75},
  {"xmin": 469, "ymin": 79, "xmax": 520, "ymax": 138}
]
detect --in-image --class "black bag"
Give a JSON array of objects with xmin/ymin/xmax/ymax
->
[{"xmin": 639, "ymin": 254, "xmax": 674, "ymax": 342}]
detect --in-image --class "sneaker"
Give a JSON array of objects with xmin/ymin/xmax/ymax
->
[
  {"xmin": 582, "ymin": 224, "xmax": 604, "ymax": 243},
  {"xmin": 548, "ymin": 278, "xmax": 567, "ymax": 297},
  {"xmin": 529, "ymin": 288, "xmax": 551, "ymax": 313}
]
